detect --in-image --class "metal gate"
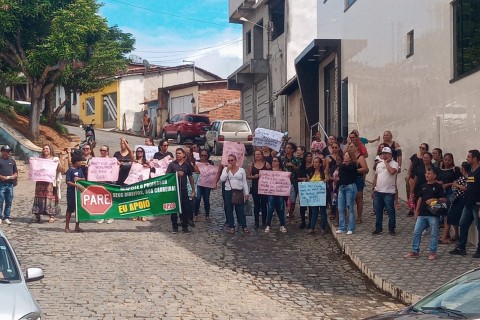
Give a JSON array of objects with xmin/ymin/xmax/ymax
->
[
  {"xmin": 171, "ymin": 95, "xmax": 193, "ymax": 116},
  {"xmin": 102, "ymin": 93, "xmax": 117, "ymax": 128}
]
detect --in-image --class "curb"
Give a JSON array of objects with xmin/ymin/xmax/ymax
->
[{"xmin": 0, "ymin": 121, "xmax": 42, "ymax": 161}]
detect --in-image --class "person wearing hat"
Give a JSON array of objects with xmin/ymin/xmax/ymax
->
[
  {"xmin": 371, "ymin": 146, "xmax": 399, "ymax": 235},
  {"xmin": 0, "ymin": 145, "xmax": 18, "ymax": 224}
]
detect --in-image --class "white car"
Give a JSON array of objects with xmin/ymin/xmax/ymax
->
[
  {"xmin": 204, "ymin": 120, "xmax": 254, "ymax": 156},
  {"xmin": 0, "ymin": 231, "xmax": 44, "ymax": 320}
]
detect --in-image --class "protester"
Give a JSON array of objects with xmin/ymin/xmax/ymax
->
[
  {"xmin": 348, "ymin": 130, "xmax": 368, "ymax": 158},
  {"xmin": 449, "ymin": 150, "xmax": 480, "ymax": 258},
  {"xmin": 262, "ymin": 146, "xmax": 274, "ymax": 166},
  {"xmin": 282, "ymin": 142, "xmax": 302, "ymax": 219},
  {"xmin": 377, "ymin": 131, "xmax": 402, "ymax": 208},
  {"xmin": 298, "ymin": 151, "xmax": 314, "ymax": 228},
  {"xmin": 195, "ymin": 149, "xmax": 214, "ymax": 222},
  {"xmin": 335, "ymin": 150, "xmax": 358, "ymax": 234},
  {"xmin": 220, "ymin": 154, "xmax": 249, "ymax": 234},
  {"xmin": 411, "ymin": 152, "xmax": 433, "ymax": 221},
  {"xmin": 404, "ymin": 167, "xmax": 446, "ymax": 260},
  {"xmin": 32, "ymin": 145, "xmax": 62, "ymax": 223},
  {"xmin": 80, "ymin": 144, "xmax": 94, "ymax": 179},
  {"xmin": 166, "ymin": 148, "xmax": 195, "ymax": 234},
  {"xmin": 132, "ymin": 146, "xmax": 152, "ymax": 222},
  {"xmin": 154, "ymin": 139, "xmax": 174, "ymax": 160},
  {"xmin": 406, "ymin": 143, "xmax": 429, "ymax": 216},
  {"xmin": 0, "ymin": 145, "xmax": 17, "ymax": 225},
  {"xmin": 436, "ymin": 152, "xmax": 461, "ymax": 234},
  {"xmin": 311, "ymin": 131, "xmax": 326, "ymax": 159},
  {"xmin": 432, "ymin": 148, "xmax": 443, "ymax": 168},
  {"xmin": 322, "ymin": 135, "xmax": 338, "ymax": 157},
  {"xmin": 371, "ymin": 147, "xmax": 399, "ymax": 235},
  {"xmin": 325, "ymin": 142, "xmax": 342, "ymax": 221},
  {"xmin": 65, "ymin": 155, "xmax": 85, "ymax": 233},
  {"xmin": 348, "ymin": 141, "xmax": 369, "ymax": 224},
  {"xmin": 307, "ymin": 157, "xmax": 328, "ymax": 235},
  {"xmin": 264, "ymin": 156, "xmax": 287, "ymax": 233},
  {"xmin": 247, "ymin": 150, "xmax": 271, "ymax": 229},
  {"xmin": 186, "ymin": 147, "xmax": 199, "ymax": 227},
  {"xmin": 113, "ymin": 137, "xmax": 134, "ymax": 185},
  {"xmin": 145, "ymin": 137, "xmax": 154, "ymax": 146},
  {"xmin": 97, "ymin": 145, "xmax": 115, "ymax": 224}
]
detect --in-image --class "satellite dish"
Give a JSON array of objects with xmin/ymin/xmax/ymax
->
[{"xmin": 143, "ymin": 59, "xmax": 150, "ymax": 69}]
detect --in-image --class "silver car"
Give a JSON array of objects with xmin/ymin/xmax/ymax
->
[
  {"xmin": 0, "ymin": 231, "xmax": 44, "ymax": 320},
  {"xmin": 204, "ymin": 120, "xmax": 254, "ymax": 156}
]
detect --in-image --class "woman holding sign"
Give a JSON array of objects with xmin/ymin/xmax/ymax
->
[
  {"xmin": 265, "ymin": 156, "xmax": 288, "ymax": 233},
  {"xmin": 32, "ymin": 145, "xmax": 62, "ymax": 223},
  {"xmin": 220, "ymin": 154, "xmax": 249, "ymax": 234},
  {"xmin": 306, "ymin": 157, "xmax": 327, "ymax": 235},
  {"xmin": 195, "ymin": 149, "xmax": 215, "ymax": 221},
  {"xmin": 114, "ymin": 137, "xmax": 134, "ymax": 186},
  {"xmin": 132, "ymin": 147, "xmax": 153, "ymax": 222},
  {"xmin": 247, "ymin": 150, "xmax": 271, "ymax": 229}
]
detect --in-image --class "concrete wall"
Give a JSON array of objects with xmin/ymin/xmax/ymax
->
[{"xmin": 80, "ymin": 81, "xmax": 119, "ymax": 128}]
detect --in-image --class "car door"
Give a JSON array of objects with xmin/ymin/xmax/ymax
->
[
  {"xmin": 206, "ymin": 121, "xmax": 219, "ymax": 147},
  {"xmin": 165, "ymin": 114, "xmax": 178, "ymax": 137}
]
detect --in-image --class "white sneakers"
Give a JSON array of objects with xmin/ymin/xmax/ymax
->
[
  {"xmin": 3, "ymin": 219, "xmax": 11, "ymax": 225},
  {"xmin": 347, "ymin": 231, "xmax": 353, "ymax": 235},
  {"xmin": 280, "ymin": 226, "xmax": 287, "ymax": 233},
  {"xmin": 97, "ymin": 219, "xmax": 104, "ymax": 224},
  {"xmin": 265, "ymin": 226, "xmax": 270, "ymax": 233},
  {"xmin": 106, "ymin": 219, "xmax": 114, "ymax": 224}
]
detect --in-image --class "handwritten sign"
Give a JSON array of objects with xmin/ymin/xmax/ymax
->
[
  {"xmin": 87, "ymin": 157, "xmax": 120, "ymax": 182},
  {"xmin": 28, "ymin": 158, "xmax": 58, "ymax": 183},
  {"xmin": 253, "ymin": 128, "xmax": 284, "ymax": 152},
  {"xmin": 134, "ymin": 145, "xmax": 158, "ymax": 161},
  {"xmin": 258, "ymin": 170, "xmax": 291, "ymax": 196},
  {"xmin": 221, "ymin": 141, "xmax": 245, "ymax": 167},
  {"xmin": 299, "ymin": 182, "xmax": 327, "ymax": 207},
  {"xmin": 197, "ymin": 163, "xmax": 218, "ymax": 189},
  {"xmin": 150, "ymin": 157, "xmax": 172, "ymax": 178},
  {"xmin": 124, "ymin": 162, "xmax": 151, "ymax": 185}
]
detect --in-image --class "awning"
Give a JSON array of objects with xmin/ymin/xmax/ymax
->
[
  {"xmin": 294, "ymin": 39, "xmax": 341, "ymax": 127},
  {"xmin": 277, "ymin": 76, "xmax": 298, "ymax": 96}
]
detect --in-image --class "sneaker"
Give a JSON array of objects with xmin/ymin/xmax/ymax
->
[
  {"xmin": 346, "ymin": 230, "xmax": 353, "ymax": 235},
  {"xmin": 97, "ymin": 219, "xmax": 105, "ymax": 224},
  {"xmin": 189, "ymin": 221, "xmax": 195, "ymax": 227},
  {"xmin": 254, "ymin": 224, "xmax": 259, "ymax": 230},
  {"xmin": 182, "ymin": 229, "xmax": 190, "ymax": 234},
  {"xmin": 0, "ymin": 219, "xmax": 2, "ymax": 225},
  {"xmin": 106, "ymin": 219, "xmax": 114, "ymax": 224},
  {"xmin": 449, "ymin": 247, "xmax": 467, "ymax": 256},
  {"xmin": 389, "ymin": 229, "xmax": 396, "ymax": 236},
  {"xmin": 280, "ymin": 226, "xmax": 287, "ymax": 233},
  {"xmin": 403, "ymin": 252, "xmax": 419, "ymax": 258},
  {"xmin": 428, "ymin": 253, "xmax": 437, "ymax": 261},
  {"xmin": 473, "ymin": 252, "xmax": 480, "ymax": 259},
  {"xmin": 335, "ymin": 229, "xmax": 345, "ymax": 234},
  {"xmin": 171, "ymin": 229, "xmax": 178, "ymax": 234},
  {"xmin": 4, "ymin": 219, "xmax": 11, "ymax": 225},
  {"xmin": 265, "ymin": 226, "xmax": 270, "ymax": 233},
  {"xmin": 372, "ymin": 229, "xmax": 382, "ymax": 235}
]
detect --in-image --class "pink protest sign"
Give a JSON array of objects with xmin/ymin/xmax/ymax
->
[
  {"xmin": 258, "ymin": 170, "xmax": 291, "ymax": 196},
  {"xmin": 197, "ymin": 163, "xmax": 218, "ymax": 189},
  {"xmin": 87, "ymin": 157, "xmax": 120, "ymax": 182},
  {"xmin": 221, "ymin": 141, "xmax": 245, "ymax": 167},
  {"xmin": 28, "ymin": 157, "xmax": 58, "ymax": 183},
  {"xmin": 124, "ymin": 162, "xmax": 151, "ymax": 185},
  {"xmin": 150, "ymin": 157, "xmax": 172, "ymax": 178}
]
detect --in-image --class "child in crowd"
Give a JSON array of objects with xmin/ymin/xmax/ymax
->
[{"xmin": 65, "ymin": 155, "xmax": 85, "ymax": 233}]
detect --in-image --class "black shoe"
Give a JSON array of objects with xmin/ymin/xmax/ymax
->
[
  {"xmin": 189, "ymin": 221, "xmax": 195, "ymax": 227},
  {"xmin": 473, "ymin": 252, "xmax": 480, "ymax": 259},
  {"xmin": 407, "ymin": 210, "xmax": 414, "ymax": 217},
  {"xmin": 299, "ymin": 222, "xmax": 306, "ymax": 229},
  {"xmin": 449, "ymin": 247, "xmax": 467, "ymax": 256},
  {"xmin": 372, "ymin": 229, "xmax": 383, "ymax": 235},
  {"xmin": 182, "ymin": 228, "xmax": 190, "ymax": 234},
  {"xmin": 389, "ymin": 229, "xmax": 396, "ymax": 236},
  {"xmin": 171, "ymin": 229, "xmax": 178, "ymax": 234},
  {"xmin": 254, "ymin": 224, "xmax": 259, "ymax": 230}
]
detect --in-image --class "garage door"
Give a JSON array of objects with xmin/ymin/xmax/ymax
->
[
  {"xmin": 256, "ymin": 78, "xmax": 269, "ymax": 129},
  {"xmin": 242, "ymin": 87, "xmax": 253, "ymax": 129},
  {"xmin": 171, "ymin": 95, "xmax": 193, "ymax": 116}
]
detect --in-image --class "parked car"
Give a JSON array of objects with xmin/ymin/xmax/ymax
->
[
  {"xmin": 365, "ymin": 267, "xmax": 480, "ymax": 319},
  {"xmin": 161, "ymin": 113, "xmax": 210, "ymax": 144},
  {"xmin": 0, "ymin": 231, "xmax": 44, "ymax": 320},
  {"xmin": 204, "ymin": 120, "xmax": 254, "ymax": 156}
]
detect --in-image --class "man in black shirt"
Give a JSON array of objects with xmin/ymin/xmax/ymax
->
[
  {"xmin": 153, "ymin": 139, "xmax": 174, "ymax": 161},
  {"xmin": 450, "ymin": 149, "xmax": 480, "ymax": 258},
  {"xmin": 0, "ymin": 145, "xmax": 18, "ymax": 224}
]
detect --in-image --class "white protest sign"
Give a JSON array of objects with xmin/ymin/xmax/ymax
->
[
  {"xmin": 253, "ymin": 128, "xmax": 284, "ymax": 152},
  {"xmin": 150, "ymin": 157, "xmax": 172, "ymax": 178},
  {"xmin": 87, "ymin": 157, "xmax": 120, "ymax": 182},
  {"xmin": 28, "ymin": 158, "xmax": 58, "ymax": 183},
  {"xmin": 221, "ymin": 141, "xmax": 245, "ymax": 167},
  {"xmin": 124, "ymin": 162, "xmax": 151, "ymax": 185},
  {"xmin": 134, "ymin": 145, "xmax": 158, "ymax": 161},
  {"xmin": 197, "ymin": 163, "xmax": 218, "ymax": 189},
  {"xmin": 299, "ymin": 182, "xmax": 327, "ymax": 207},
  {"xmin": 258, "ymin": 170, "xmax": 291, "ymax": 196}
]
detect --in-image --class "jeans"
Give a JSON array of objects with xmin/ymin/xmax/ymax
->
[
  {"xmin": 458, "ymin": 204, "xmax": 480, "ymax": 251},
  {"xmin": 0, "ymin": 182, "xmax": 13, "ymax": 220},
  {"xmin": 225, "ymin": 190, "xmax": 246, "ymax": 229},
  {"xmin": 171, "ymin": 190, "xmax": 190, "ymax": 230},
  {"xmin": 411, "ymin": 215, "xmax": 439, "ymax": 253},
  {"xmin": 267, "ymin": 196, "xmax": 285, "ymax": 227},
  {"xmin": 337, "ymin": 183, "xmax": 357, "ymax": 232},
  {"xmin": 310, "ymin": 206, "xmax": 327, "ymax": 231},
  {"xmin": 373, "ymin": 192, "xmax": 396, "ymax": 231},
  {"xmin": 195, "ymin": 186, "xmax": 211, "ymax": 216},
  {"xmin": 252, "ymin": 188, "xmax": 267, "ymax": 227}
]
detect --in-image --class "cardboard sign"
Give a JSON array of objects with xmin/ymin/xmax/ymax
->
[
  {"xmin": 197, "ymin": 163, "xmax": 218, "ymax": 189},
  {"xmin": 134, "ymin": 145, "xmax": 158, "ymax": 161},
  {"xmin": 124, "ymin": 162, "xmax": 151, "ymax": 185},
  {"xmin": 28, "ymin": 158, "xmax": 58, "ymax": 183},
  {"xmin": 299, "ymin": 182, "xmax": 327, "ymax": 207},
  {"xmin": 221, "ymin": 141, "xmax": 245, "ymax": 167},
  {"xmin": 150, "ymin": 157, "xmax": 172, "ymax": 178},
  {"xmin": 87, "ymin": 157, "xmax": 120, "ymax": 182},
  {"xmin": 253, "ymin": 128, "xmax": 284, "ymax": 152},
  {"xmin": 258, "ymin": 170, "xmax": 291, "ymax": 196}
]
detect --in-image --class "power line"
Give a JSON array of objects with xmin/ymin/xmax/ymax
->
[{"xmin": 134, "ymin": 38, "xmax": 242, "ymax": 54}]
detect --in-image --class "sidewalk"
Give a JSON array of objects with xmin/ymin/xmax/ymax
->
[{"xmin": 329, "ymin": 184, "xmax": 480, "ymax": 304}]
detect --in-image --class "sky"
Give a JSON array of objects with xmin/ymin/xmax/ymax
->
[{"xmin": 99, "ymin": 0, "xmax": 243, "ymax": 79}]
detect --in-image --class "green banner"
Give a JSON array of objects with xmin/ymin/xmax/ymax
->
[{"xmin": 75, "ymin": 173, "xmax": 181, "ymax": 222}]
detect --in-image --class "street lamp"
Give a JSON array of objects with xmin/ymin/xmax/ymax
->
[{"xmin": 239, "ymin": 17, "xmax": 275, "ymax": 130}]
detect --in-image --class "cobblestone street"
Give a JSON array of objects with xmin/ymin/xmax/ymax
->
[{"xmin": 0, "ymin": 127, "xmax": 404, "ymax": 319}]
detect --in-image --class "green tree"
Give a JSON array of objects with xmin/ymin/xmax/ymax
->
[{"xmin": 0, "ymin": 0, "xmax": 134, "ymax": 139}]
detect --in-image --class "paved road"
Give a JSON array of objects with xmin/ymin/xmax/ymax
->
[{"xmin": 1, "ymin": 127, "xmax": 404, "ymax": 319}]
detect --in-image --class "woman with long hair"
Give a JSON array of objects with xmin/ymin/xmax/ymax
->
[
  {"xmin": 307, "ymin": 157, "xmax": 328, "ymax": 235},
  {"xmin": 298, "ymin": 152, "xmax": 314, "ymax": 228},
  {"xmin": 348, "ymin": 141, "xmax": 369, "ymax": 224},
  {"xmin": 265, "ymin": 156, "xmax": 287, "ymax": 233},
  {"xmin": 132, "ymin": 146, "xmax": 151, "ymax": 222},
  {"xmin": 32, "ymin": 145, "xmax": 62, "ymax": 223},
  {"xmin": 195, "ymin": 149, "xmax": 215, "ymax": 221},
  {"xmin": 113, "ymin": 137, "xmax": 134, "ymax": 186},
  {"xmin": 97, "ymin": 145, "xmax": 115, "ymax": 224},
  {"xmin": 247, "ymin": 150, "xmax": 271, "ymax": 229},
  {"xmin": 335, "ymin": 150, "xmax": 358, "ymax": 235},
  {"xmin": 282, "ymin": 142, "xmax": 302, "ymax": 219},
  {"xmin": 406, "ymin": 143, "xmax": 429, "ymax": 216}
]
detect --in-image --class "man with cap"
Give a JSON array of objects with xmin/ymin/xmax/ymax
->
[
  {"xmin": 0, "ymin": 145, "xmax": 18, "ymax": 224},
  {"xmin": 371, "ymin": 146, "xmax": 399, "ymax": 235}
]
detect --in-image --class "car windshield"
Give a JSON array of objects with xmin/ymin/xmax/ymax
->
[
  {"xmin": 186, "ymin": 115, "xmax": 209, "ymax": 123},
  {"xmin": 222, "ymin": 122, "xmax": 250, "ymax": 132},
  {"xmin": 412, "ymin": 268, "xmax": 480, "ymax": 316},
  {"xmin": 0, "ymin": 237, "xmax": 20, "ymax": 281}
]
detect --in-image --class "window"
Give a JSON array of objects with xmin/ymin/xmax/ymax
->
[
  {"xmin": 222, "ymin": 121, "xmax": 250, "ymax": 132},
  {"xmin": 186, "ymin": 115, "xmax": 210, "ymax": 123},
  {"xmin": 407, "ymin": 30, "xmax": 414, "ymax": 58},
  {"xmin": 345, "ymin": 0, "xmax": 357, "ymax": 10},
  {"xmin": 270, "ymin": 0, "xmax": 285, "ymax": 40},
  {"xmin": 85, "ymin": 97, "xmax": 95, "ymax": 116},
  {"xmin": 246, "ymin": 30, "xmax": 252, "ymax": 55},
  {"xmin": 0, "ymin": 237, "xmax": 20, "ymax": 281},
  {"xmin": 454, "ymin": 0, "xmax": 480, "ymax": 77}
]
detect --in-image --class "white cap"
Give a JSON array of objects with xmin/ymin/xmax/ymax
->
[{"xmin": 381, "ymin": 147, "xmax": 392, "ymax": 153}]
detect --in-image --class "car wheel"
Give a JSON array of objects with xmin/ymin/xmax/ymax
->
[
  {"xmin": 161, "ymin": 131, "xmax": 167, "ymax": 141},
  {"xmin": 176, "ymin": 132, "xmax": 183, "ymax": 144},
  {"xmin": 214, "ymin": 141, "xmax": 221, "ymax": 156}
]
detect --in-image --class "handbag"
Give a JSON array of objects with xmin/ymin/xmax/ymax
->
[
  {"xmin": 227, "ymin": 175, "xmax": 244, "ymax": 205},
  {"xmin": 427, "ymin": 202, "xmax": 448, "ymax": 216}
]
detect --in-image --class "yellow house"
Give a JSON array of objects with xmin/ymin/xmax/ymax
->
[{"xmin": 79, "ymin": 81, "xmax": 120, "ymax": 128}]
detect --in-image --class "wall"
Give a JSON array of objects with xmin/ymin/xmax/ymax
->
[
  {"xmin": 80, "ymin": 81, "xmax": 119, "ymax": 128},
  {"xmin": 286, "ymin": 88, "xmax": 307, "ymax": 147}
]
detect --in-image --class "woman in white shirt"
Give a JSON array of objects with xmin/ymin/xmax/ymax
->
[{"xmin": 220, "ymin": 154, "xmax": 250, "ymax": 234}]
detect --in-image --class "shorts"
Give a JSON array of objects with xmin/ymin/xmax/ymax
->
[
  {"xmin": 355, "ymin": 176, "xmax": 365, "ymax": 192},
  {"xmin": 66, "ymin": 191, "xmax": 76, "ymax": 213}
]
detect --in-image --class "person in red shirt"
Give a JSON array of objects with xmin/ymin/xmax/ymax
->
[{"xmin": 349, "ymin": 130, "xmax": 368, "ymax": 158}]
